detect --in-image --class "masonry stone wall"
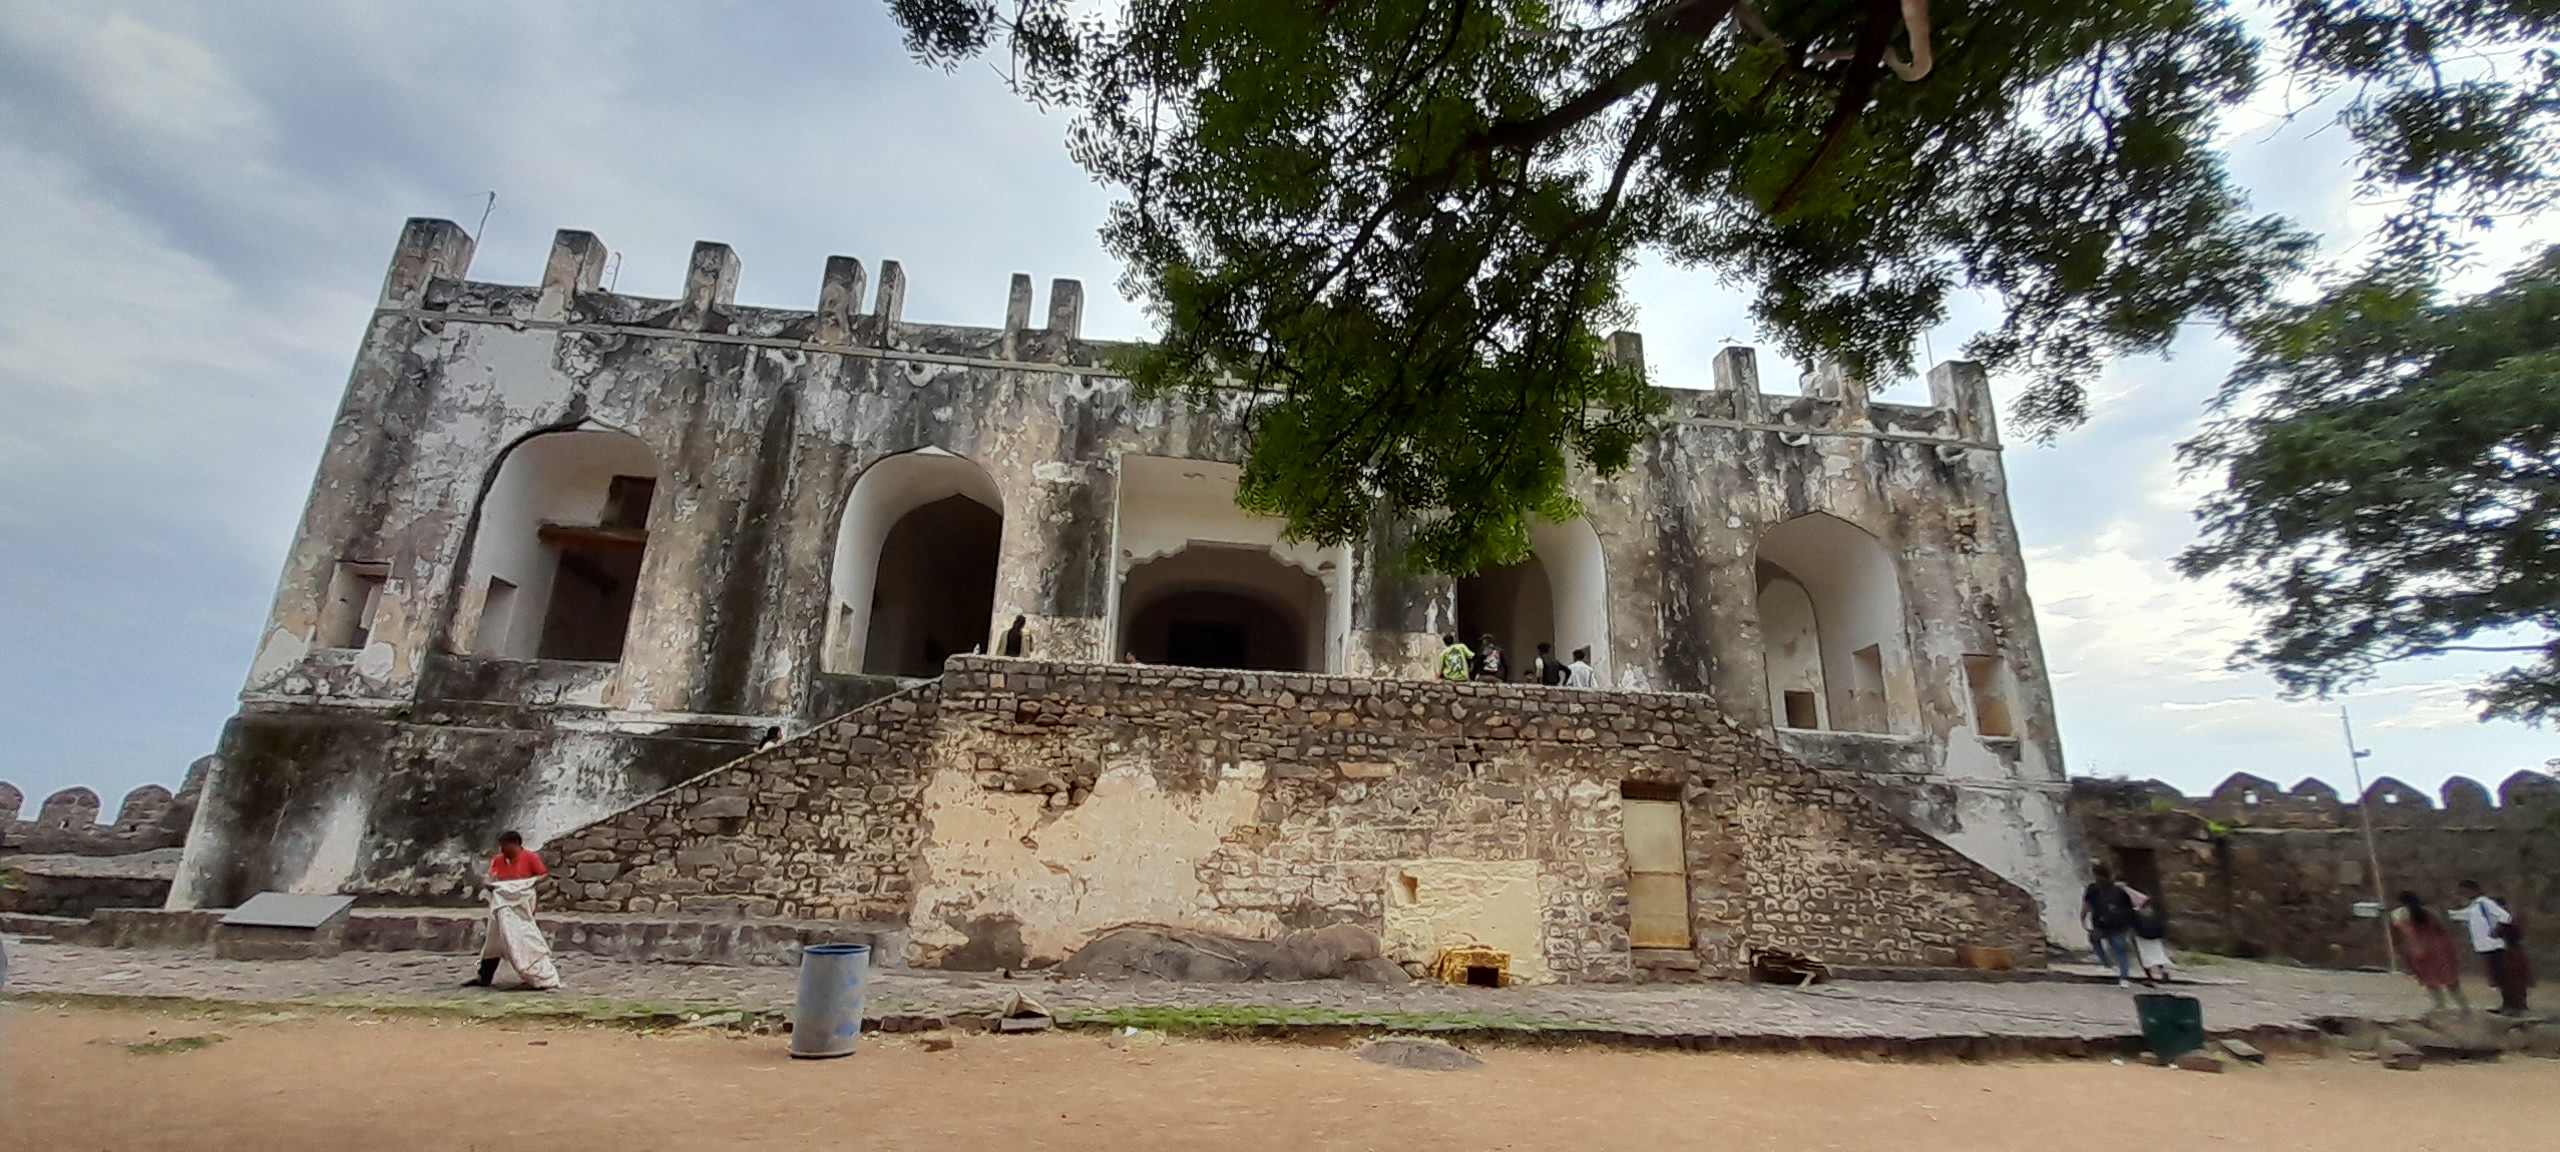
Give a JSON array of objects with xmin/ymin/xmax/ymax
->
[
  {"xmin": 543, "ymin": 657, "xmax": 2041, "ymax": 981},
  {"xmin": 2073, "ymin": 771, "xmax": 2560, "ymax": 976},
  {"xmin": 0, "ymin": 760, "xmax": 200, "ymax": 856}
]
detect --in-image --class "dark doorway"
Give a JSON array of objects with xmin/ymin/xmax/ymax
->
[
  {"xmin": 1454, "ymin": 555, "xmax": 1554, "ymax": 683},
  {"xmin": 1167, "ymin": 620, "xmax": 1250, "ymax": 668},
  {"xmin": 1118, "ymin": 545, "xmax": 1326, "ymax": 672},
  {"xmin": 864, "ymin": 494, "xmax": 1003, "ymax": 677},
  {"xmin": 2112, "ymin": 846, "xmax": 2163, "ymax": 904}
]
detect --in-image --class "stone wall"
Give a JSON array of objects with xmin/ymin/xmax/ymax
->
[
  {"xmin": 2072, "ymin": 771, "xmax": 2560, "ymax": 975},
  {"xmin": 543, "ymin": 657, "xmax": 2042, "ymax": 981},
  {"xmin": 0, "ymin": 760, "xmax": 200, "ymax": 856},
  {"xmin": 541, "ymin": 684, "xmax": 940, "ymax": 924}
]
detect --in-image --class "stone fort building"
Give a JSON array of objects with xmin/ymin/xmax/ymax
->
[{"xmin": 170, "ymin": 218, "xmax": 2084, "ymax": 977}]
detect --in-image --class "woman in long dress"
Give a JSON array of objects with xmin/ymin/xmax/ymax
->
[{"xmin": 2389, "ymin": 890, "xmax": 2467, "ymax": 1013}]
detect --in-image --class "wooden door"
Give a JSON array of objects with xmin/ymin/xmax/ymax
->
[{"xmin": 1623, "ymin": 797, "xmax": 1691, "ymax": 949}]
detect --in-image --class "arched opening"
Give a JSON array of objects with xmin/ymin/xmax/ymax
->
[
  {"xmin": 457, "ymin": 426, "xmax": 661, "ymax": 663},
  {"xmin": 1451, "ymin": 517, "xmax": 1609, "ymax": 684},
  {"xmin": 823, "ymin": 449, "xmax": 1004, "ymax": 677},
  {"xmin": 1754, "ymin": 513, "xmax": 1914, "ymax": 733},
  {"xmin": 1118, "ymin": 544, "xmax": 1325, "ymax": 671},
  {"xmin": 1113, "ymin": 455, "xmax": 1348, "ymax": 672}
]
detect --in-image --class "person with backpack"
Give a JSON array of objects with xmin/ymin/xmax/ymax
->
[
  {"xmin": 2132, "ymin": 898, "xmax": 2174, "ymax": 985},
  {"xmin": 2082, "ymin": 865, "xmax": 2139, "ymax": 986},
  {"xmin": 1472, "ymin": 633, "xmax": 1507, "ymax": 682},
  {"xmin": 2449, "ymin": 880, "xmax": 2529, "ymax": 1015}
]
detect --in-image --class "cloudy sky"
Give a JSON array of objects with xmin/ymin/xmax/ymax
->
[{"xmin": 0, "ymin": 2, "xmax": 2549, "ymax": 816}]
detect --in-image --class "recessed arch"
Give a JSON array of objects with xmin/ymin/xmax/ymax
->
[
  {"xmin": 1118, "ymin": 543, "xmax": 1326, "ymax": 671},
  {"xmin": 1754, "ymin": 512, "xmax": 1915, "ymax": 733},
  {"xmin": 823, "ymin": 448, "xmax": 1005, "ymax": 676},
  {"xmin": 1112, "ymin": 455, "xmax": 1348, "ymax": 672},
  {"xmin": 455, "ymin": 424, "xmax": 661, "ymax": 662},
  {"xmin": 1453, "ymin": 516, "xmax": 1611, "ymax": 684}
]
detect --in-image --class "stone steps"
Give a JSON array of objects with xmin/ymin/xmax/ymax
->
[{"xmin": 3, "ymin": 906, "xmax": 905, "ymax": 968}]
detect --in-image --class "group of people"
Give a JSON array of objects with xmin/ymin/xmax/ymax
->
[
  {"xmin": 1435, "ymin": 633, "xmax": 1597, "ymax": 687},
  {"xmin": 2390, "ymin": 881, "xmax": 2533, "ymax": 1015},
  {"xmin": 2080, "ymin": 866, "xmax": 2176, "ymax": 987},
  {"xmin": 2086, "ymin": 864, "xmax": 2534, "ymax": 1015}
]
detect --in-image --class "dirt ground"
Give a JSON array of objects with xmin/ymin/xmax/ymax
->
[{"xmin": 5, "ymin": 1004, "xmax": 2551, "ymax": 1152}]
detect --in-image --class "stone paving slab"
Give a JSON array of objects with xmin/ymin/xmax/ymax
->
[{"xmin": 1, "ymin": 936, "xmax": 2432, "ymax": 1050}]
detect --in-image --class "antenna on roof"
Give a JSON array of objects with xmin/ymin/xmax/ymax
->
[
  {"xmin": 472, "ymin": 191, "xmax": 499, "ymax": 242},
  {"xmin": 603, "ymin": 251, "xmax": 622, "ymax": 292}
]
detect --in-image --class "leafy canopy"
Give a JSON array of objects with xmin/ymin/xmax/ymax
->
[
  {"xmin": 885, "ymin": 1, "xmax": 2558, "ymax": 573},
  {"xmin": 2180, "ymin": 248, "xmax": 2560, "ymax": 723}
]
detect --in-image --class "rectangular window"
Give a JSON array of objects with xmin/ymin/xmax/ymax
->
[
  {"xmin": 1782, "ymin": 689, "xmax": 1820, "ymax": 730},
  {"xmin": 318, "ymin": 562, "xmax": 390, "ymax": 650},
  {"xmin": 1964, "ymin": 654, "xmax": 2015, "ymax": 737}
]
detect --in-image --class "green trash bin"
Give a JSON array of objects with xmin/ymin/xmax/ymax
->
[{"xmin": 2133, "ymin": 993, "xmax": 2204, "ymax": 1062}]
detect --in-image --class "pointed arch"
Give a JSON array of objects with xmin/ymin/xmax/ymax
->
[
  {"xmin": 1454, "ymin": 516, "xmax": 1611, "ymax": 684},
  {"xmin": 455, "ymin": 424, "xmax": 661, "ymax": 662},
  {"xmin": 1754, "ymin": 512, "xmax": 1915, "ymax": 733},
  {"xmin": 823, "ymin": 448, "xmax": 1006, "ymax": 676}
]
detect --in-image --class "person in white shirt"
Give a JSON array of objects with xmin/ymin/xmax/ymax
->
[
  {"xmin": 1565, "ymin": 647, "xmax": 1598, "ymax": 688},
  {"xmin": 2448, "ymin": 880, "xmax": 2528, "ymax": 1015}
]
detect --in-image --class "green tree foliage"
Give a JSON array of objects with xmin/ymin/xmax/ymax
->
[
  {"xmin": 885, "ymin": 1, "xmax": 2558, "ymax": 573},
  {"xmin": 2180, "ymin": 249, "xmax": 2560, "ymax": 722}
]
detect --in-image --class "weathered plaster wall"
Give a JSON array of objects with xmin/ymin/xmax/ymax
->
[
  {"xmin": 2074, "ymin": 771, "xmax": 2560, "ymax": 976},
  {"xmin": 186, "ymin": 219, "xmax": 2080, "ymax": 934},
  {"xmin": 539, "ymin": 658, "xmax": 2043, "ymax": 981}
]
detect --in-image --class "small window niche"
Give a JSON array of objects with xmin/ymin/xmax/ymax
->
[
  {"xmin": 1781, "ymin": 690, "xmax": 1821, "ymax": 730},
  {"xmin": 600, "ymin": 475, "xmax": 656, "ymax": 529},
  {"xmin": 318, "ymin": 561, "xmax": 390, "ymax": 650},
  {"xmin": 1963, "ymin": 653, "xmax": 2015, "ymax": 738},
  {"xmin": 472, "ymin": 577, "xmax": 520, "ymax": 656}
]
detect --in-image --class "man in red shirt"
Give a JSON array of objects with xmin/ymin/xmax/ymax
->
[{"xmin": 469, "ymin": 831, "xmax": 549, "ymax": 987}]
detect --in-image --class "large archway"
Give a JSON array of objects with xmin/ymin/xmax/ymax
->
[
  {"xmin": 1452, "ymin": 517, "xmax": 1610, "ymax": 684},
  {"xmin": 455, "ymin": 426, "xmax": 662, "ymax": 663},
  {"xmin": 1118, "ymin": 544, "xmax": 1326, "ymax": 671},
  {"xmin": 823, "ymin": 449, "xmax": 1004, "ymax": 677},
  {"xmin": 1754, "ymin": 513, "xmax": 1914, "ymax": 733},
  {"xmin": 1113, "ymin": 455, "xmax": 1348, "ymax": 672}
]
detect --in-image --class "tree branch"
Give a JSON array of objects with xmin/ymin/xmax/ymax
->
[{"xmin": 1771, "ymin": 0, "xmax": 1897, "ymax": 213}]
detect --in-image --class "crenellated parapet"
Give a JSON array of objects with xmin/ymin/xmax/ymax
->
[
  {"xmin": 378, "ymin": 218, "xmax": 1107, "ymax": 373},
  {"xmin": 0, "ymin": 758, "xmax": 204, "ymax": 856},
  {"xmin": 2080, "ymin": 768, "xmax": 2560, "ymax": 834},
  {"xmin": 1657, "ymin": 344, "xmax": 2003, "ymax": 453},
  {"xmin": 2071, "ymin": 768, "xmax": 2559, "ymax": 972}
]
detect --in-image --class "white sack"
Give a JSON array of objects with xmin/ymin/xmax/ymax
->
[{"xmin": 482, "ymin": 876, "xmax": 562, "ymax": 990}]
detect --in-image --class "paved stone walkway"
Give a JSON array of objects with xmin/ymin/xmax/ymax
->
[{"xmin": 1, "ymin": 936, "xmax": 2434, "ymax": 1044}]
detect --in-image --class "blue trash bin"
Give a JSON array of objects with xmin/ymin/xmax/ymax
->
[{"xmin": 791, "ymin": 942, "xmax": 872, "ymax": 1059}]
